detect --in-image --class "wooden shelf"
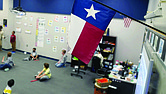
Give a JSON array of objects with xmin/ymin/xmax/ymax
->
[{"xmin": 97, "ymin": 36, "xmax": 117, "ymax": 70}]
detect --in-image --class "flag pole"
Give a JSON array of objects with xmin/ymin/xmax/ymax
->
[{"xmin": 93, "ymin": 0, "xmax": 166, "ymax": 35}]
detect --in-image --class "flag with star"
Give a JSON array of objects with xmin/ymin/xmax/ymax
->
[{"xmin": 68, "ymin": 0, "xmax": 116, "ymax": 64}]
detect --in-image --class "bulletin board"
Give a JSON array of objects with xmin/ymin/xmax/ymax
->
[{"xmin": 13, "ymin": 13, "xmax": 70, "ymax": 61}]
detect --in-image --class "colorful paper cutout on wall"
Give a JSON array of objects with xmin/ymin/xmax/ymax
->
[
  {"xmin": 48, "ymin": 20, "xmax": 53, "ymax": 26},
  {"xmin": 25, "ymin": 30, "xmax": 31, "ymax": 34},
  {"xmin": 47, "ymin": 38, "xmax": 51, "ymax": 44},
  {"xmin": 63, "ymin": 16, "xmax": 68, "ymax": 23},
  {"xmin": 29, "ymin": 24, "xmax": 33, "ymax": 27},
  {"xmin": 55, "ymin": 26, "xmax": 59, "ymax": 32},
  {"xmin": 16, "ymin": 27, "xmax": 21, "ymax": 33},
  {"xmin": 61, "ymin": 27, "xmax": 66, "ymax": 33},
  {"xmin": 53, "ymin": 46, "xmax": 57, "ymax": 52},
  {"xmin": 45, "ymin": 29, "xmax": 49, "ymax": 35},
  {"xmin": 54, "ymin": 15, "xmax": 59, "ymax": 22},
  {"xmin": 60, "ymin": 37, "xmax": 65, "ymax": 43},
  {"xmin": 54, "ymin": 36, "xmax": 59, "ymax": 42}
]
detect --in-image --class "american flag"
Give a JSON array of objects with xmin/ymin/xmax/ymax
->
[{"xmin": 123, "ymin": 17, "xmax": 132, "ymax": 28}]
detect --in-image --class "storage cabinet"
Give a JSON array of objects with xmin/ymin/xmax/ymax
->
[
  {"xmin": 71, "ymin": 55, "xmax": 87, "ymax": 70},
  {"xmin": 97, "ymin": 36, "xmax": 117, "ymax": 70}
]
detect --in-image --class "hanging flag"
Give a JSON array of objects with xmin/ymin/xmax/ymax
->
[
  {"xmin": 123, "ymin": 17, "xmax": 132, "ymax": 28},
  {"xmin": 68, "ymin": 0, "xmax": 116, "ymax": 64}
]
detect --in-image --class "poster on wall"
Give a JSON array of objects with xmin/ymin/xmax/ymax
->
[
  {"xmin": 45, "ymin": 29, "xmax": 49, "ymax": 35},
  {"xmin": 60, "ymin": 37, "xmax": 65, "ymax": 43},
  {"xmin": 25, "ymin": 30, "xmax": 31, "ymax": 34},
  {"xmin": 54, "ymin": 26, "xmax": 59, "ymax": 33},
  {"xmin": 63, "ymin": 16, "xmax": 68, "ymax": 23},
  {"xmin": 61, "ymin": 27, "xmax": 66, "ymax": 33},
  {"xmin": 54, "ymin": 36, "xmax": 59, "ymax": 42},
  {"xmin": 149, "ymin": 32, "xmax": 152, "ymax": 43},
  {"xmin": 36, "ymin": 17, "xmax": 45, "ymax": 47},
  {"xmin": 48, "ymin": 20, "xmax": 53, "ymax": 26},
  {"xmin": 153, "ymin": 36, "xmax": 158, "ymax": 51},
  {"xmin": 54, "ymin": 15, "xmax": 59, "ymax": 22},
  {"xmin": 53, "ymin": 46, "xmax": 57, "ymax": 52},
  {"xmin": 151, "ymin": 33, "xmax": 154, "ymax": 46},
  {"xmin": 29, "ymin": 24, "xmax": 33, "ymax": 27},
  {"xmin": 46, "ymin": 38, "xmax": 51, "ymax": 44},
  {"xmin": 157, "ymin": 38, "xmax": 164, "ymax": 57},
  {"xmin": 16, "ymin": 27, "xmax": 21, "ymax": 33}
]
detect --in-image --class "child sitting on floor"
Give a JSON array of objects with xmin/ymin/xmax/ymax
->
[
  {"xmin": 35, "ymin": 63, "xmax": 51, "ymax": 81},
  {"xmin": 55, "ymin": 49, "xmax": 67, "ymax": 68},
  {"xmin": 29, "ymin": 48, "xmax": 39, "ymax": 61},
  {"xmin": 0, "ymin": 52, "xmax": 15, "ymax": 71},
  {"xmin": 3, "ymin": 79, "xmax": 15, "ymax": 94}
]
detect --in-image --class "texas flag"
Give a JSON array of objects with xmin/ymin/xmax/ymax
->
[{"xmin": 68, "ymin": 0, "xmax": 116, "ymax": 64}]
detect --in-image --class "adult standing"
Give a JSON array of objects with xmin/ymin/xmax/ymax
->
[{"xmin": 0, "ymin": 26, "xmax": 5, "ymax": 51}]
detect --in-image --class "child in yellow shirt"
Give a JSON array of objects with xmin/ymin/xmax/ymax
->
[{"xmin": 35, "ymin": 63, "xmax": 51, "ymax": 81}]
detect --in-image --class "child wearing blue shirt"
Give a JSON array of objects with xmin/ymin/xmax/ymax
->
[
  {"xmin": 0, "ymin": 52, "xmax": 15, "ymax": 71},
  {"xmin": 55, "ymin": 50, "xmax": 67, "ymax": 67}
]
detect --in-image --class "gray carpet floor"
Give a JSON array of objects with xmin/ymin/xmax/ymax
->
[{"xmin": 0, "ymin": 51, "xmax": 99, "ymax": 94}]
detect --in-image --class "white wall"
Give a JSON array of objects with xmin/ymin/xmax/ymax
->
[
  {"xmin": 108, "ymin": 19, "xmax": 145, "ymax": 65},
  {"xmin": 146, "ymin": 0, "xmax": 166, "ymax": 32},
  {"xmin": 0, "ymin": 0, "xmax": 15, "ymax": 49}
]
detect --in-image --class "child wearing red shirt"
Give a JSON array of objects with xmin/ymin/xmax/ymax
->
[{"xmin": 10, "ymin": 31, "xmax": 16, "ymax": 53}]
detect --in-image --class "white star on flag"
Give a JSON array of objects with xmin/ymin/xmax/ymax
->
[{"xmin": 84, "ymin": 4, "xmax": 100, "ymax": 20}]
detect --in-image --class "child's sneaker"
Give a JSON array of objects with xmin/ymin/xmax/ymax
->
[
  {"xmin": 23, "ymin": 57, "xmax": 29, "ymax": 61},
  {"xmin": 4, "ymin": 68, "xmax": 9, "ymax": 72},
  {"xmin": 12, "ymin": 51, "xmax": 15, "ymax": 54}
]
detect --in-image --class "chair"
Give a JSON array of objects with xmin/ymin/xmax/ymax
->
[
  {"xmin": 92, "ymin": 56, "xmax": 110, "ymax": 78},
  {"xmin": 71, "ymin": 60, "xmax": 86, "ymax": 79},
  {"xmin": 91, "ymin": 56, "xmax": 101, "ymax": 72}
]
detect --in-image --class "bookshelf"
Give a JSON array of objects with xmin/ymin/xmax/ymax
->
[{"xmin": 97, "ymin": 36, "xmax": 117, "ymax": 70}]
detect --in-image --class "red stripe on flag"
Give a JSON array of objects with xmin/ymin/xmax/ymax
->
[{"xmin": 72, "ymin": 22, "xmax": 105, "ymax": 64}]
